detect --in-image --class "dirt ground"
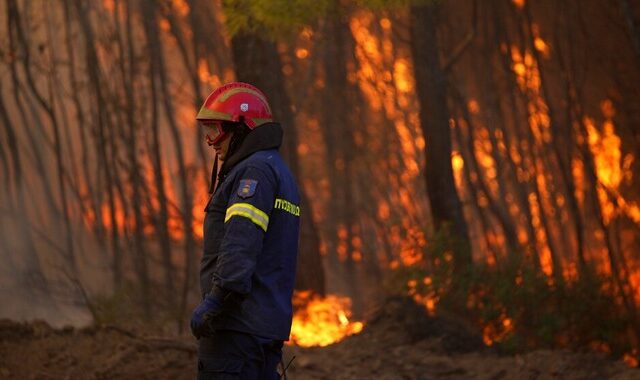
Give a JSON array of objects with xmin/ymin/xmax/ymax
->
[{"xmin": 1, "ymin": 297, "xmax": 638, "ymax": 380}]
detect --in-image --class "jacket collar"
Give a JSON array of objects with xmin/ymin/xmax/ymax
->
[{"xmin": 220, "ymin": 122, "xmax": 283, "ymax": 177}]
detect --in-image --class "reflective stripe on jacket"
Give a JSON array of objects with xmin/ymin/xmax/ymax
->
[{"xmin": 201, "ymin": 148, "xmax": 300, "ymax": 340}]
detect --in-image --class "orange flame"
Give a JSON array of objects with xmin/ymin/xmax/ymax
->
[
  {"xmin": 288, "ymin": 291, "xmax": 364, "ymax": 347},
  {"xmin": 483, "ymin": 313, "xmax": 515, "ymax": 346},
  {"xmin": 407, "ymin": 276, "xmax": 438, "ymax": 314},
  {"xmin": 585, "ymin": 101, "xmax": 639, "ymax": 225},
  {"xmin": 623, "ymin": 350, "xmax": 639, "ymax": 367}
]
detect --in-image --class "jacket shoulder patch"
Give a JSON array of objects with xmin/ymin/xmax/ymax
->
[{"xmin": 237, "ymin": 179, "xmax": 258, "ymax": 199}]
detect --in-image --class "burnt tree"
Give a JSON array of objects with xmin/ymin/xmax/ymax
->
[
  {"xmin": 410, "ymin": 2, "xmax": 472, "ymax": 270},
  {"xmin": 230, "ymin": 31, "xmax": 326, "ymax": 294}
]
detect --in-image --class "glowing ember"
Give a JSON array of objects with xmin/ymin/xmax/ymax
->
[
  {"xmin": 623, "ymin": 350, "xmax": 639, "ymax": 367},
  {"xmin": 483, "ymin": 314, "xmax": 515, "ymax": 346},
  {"xmin": 512, "ymin": 0, "xmax": 525, "ymax": 9},
  {"xmin": 289, "ymin": 291, "xmax": 364, "ymax": 347},
  {"xmin": 407, "ymin": 277, "xmax": 439, "ymax": 314}
]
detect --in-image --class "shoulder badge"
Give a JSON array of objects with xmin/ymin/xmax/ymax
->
[{"xmin": 237, "ymin": 179, "xmax": 258, "ymax": 199}]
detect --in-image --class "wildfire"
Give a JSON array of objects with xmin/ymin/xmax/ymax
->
[
  {"xmin": 584, "ymin": 102, "xmax": 639, "ymax": 225},
  {"xmin": 289, "ymin": 291, "xmax": 364, "ymax": 347},
  {"xmin": 483, "ymin": 314, "xmax": 515, "ymax": 346},
  {"xmin": 407, "ymin": 277, "xmax": 438, "ymax": 314}
]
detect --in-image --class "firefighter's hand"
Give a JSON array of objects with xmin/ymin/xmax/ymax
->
[{"xmin": 190, "ymin": 294, "xmax": 222, "ymax": 339}]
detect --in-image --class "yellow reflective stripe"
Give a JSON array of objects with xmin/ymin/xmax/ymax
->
[
  {"xmin": 196, "ymin": 108, "xmax": 231, "ymax": 121},
  {"xmin": 218, "ymin": 88, "xmax": 272, "ymax": 113},
  {"xmin": 225, "ymin": 203, "xmax": 269, "ymax": 232}
]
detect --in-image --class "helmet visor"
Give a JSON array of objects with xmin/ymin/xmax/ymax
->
[{"xmin": 200, "ymin": 120, "xmax": 226, "ymax": 146}]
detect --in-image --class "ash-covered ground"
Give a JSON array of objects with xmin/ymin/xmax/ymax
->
[{"xmin": 1, "ymin": 297, "xmax": 637, "ymax": 379}]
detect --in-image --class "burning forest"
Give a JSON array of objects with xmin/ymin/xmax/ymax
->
[{"xmin": 1, "ymin": 0, "xmax": 640, "ymax": 378}]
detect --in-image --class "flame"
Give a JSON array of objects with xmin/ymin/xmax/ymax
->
[
  {"xmin": 407, "ymin": 276, "xmax": 438, "ymax": 314},
  {"xmin": 289, "ymin": 291, "xmax": 364, "ymax": 347},
  {"xmin": 197, "ymin": 58, "xmax": 222, "ymax": 88},
  {"xmin": 624, "ymin": 350, "xmax": 639, "ymax": 367},
  {"xmin": 171, "ymin": 0, "xmax": 190, "ymax": 16},
  {"xmin": 512, "ymin": 0, "xmax": 525, "ymax": 9},
  {"xmin": 452, "ymin": 151, "xmax": 464, "ymax": 189},
  {"xmin": 483, "ymin": 313, "xmax": 515, "ymax": 346},
  {"xmin": 584, "ymin": 102, "xmax": 639, "ymax": 225},
  {"xmin": 295, "ymin": 48, "xmax": 309, "ymax": 59}
]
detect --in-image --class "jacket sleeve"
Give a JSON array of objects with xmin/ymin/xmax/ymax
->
[{"xmin": 211, "ymin": 163, "xmax": 276, "ymax": 295}]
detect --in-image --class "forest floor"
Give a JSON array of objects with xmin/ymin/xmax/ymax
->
[{"xmin": 1, "ymin": 297, "xmax": 638, "ymax": 380}]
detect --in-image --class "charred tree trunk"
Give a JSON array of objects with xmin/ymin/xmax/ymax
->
[
  {"xmin": 7, "ymin": 0, "xmax": 78, "ymax": 278},
  {"xmin": 320, "ymin": 12, "xmax": 363, "ymax": 310},
  {"xmin": 410, "ymin": 3, "xmax": 472, "ymax": 271},
  {"xmin": 230, "ymin": 31, "xmax": 325, "ymax": 294},
  {"xmin": 141, "ymin": 0, "xmax": 176, "ymax": 311},
  {"xmin": 62, "ymin": 2, "xmax": 110, "ymax": 258},
  {"xmin": 492, "ymin": 5, "xmax": 543, "ymax": 272},
  {"xmin": 0, "ymin": 89, "xmax": 47, "ymax": 292},
  {"xmin": 522, "ymin": 0, "xmax": 574, "ymax": 285},
  {"xmin": 449, "ymin": 84, "xmax": 521, "ymax": 259},
  {"xmin": 75, "ymin": 0, "xmax": 150, "ymax": 301},
  {"xmin": 143, "ymin": 0, "xmax": 199, "ymax": 329},
  {"xmin": 618, "ymin": 0, "xmax": 640, "ymax": 65}
]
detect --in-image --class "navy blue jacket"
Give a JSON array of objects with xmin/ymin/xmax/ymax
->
[{"xmin": 200, "ymin": 123, "xmax": 300, "ymax": 341}]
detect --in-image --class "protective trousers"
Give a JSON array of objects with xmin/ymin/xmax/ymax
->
[{"xmin": 197, "ymin": 329, "xmax": 283, "ymax": 380}]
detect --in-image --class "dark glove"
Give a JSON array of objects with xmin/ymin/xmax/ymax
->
[{"xmin": 190, "ymin": 294, "xmax": 223, "ymax": 339}]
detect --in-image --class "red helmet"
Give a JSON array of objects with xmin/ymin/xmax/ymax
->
[{"xmin": 196, "ymin": 82, "xmax": 273, "ymax": 128}]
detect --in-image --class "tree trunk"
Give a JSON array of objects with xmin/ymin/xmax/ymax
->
[
  {"xmin": 0, "ymin": 88, "xmax": 48, "ymax": 292},
  {"xmin": 141, "ymin": 0, "xmax": 176, "ymax": 310},
  {"xmin": 320, "ymin": 13, "xmax": 363, "ymax": 311},
  {"xmin": 75, "ymin": 0, "xmax": 150, "ymax": 305},
  {"xmin": 230, "ymin": 31, "xmax": 325, "ymax": 294},
  {"xmin": 409, "ymin": 3, "xmax": 472, "ymax": 270},
  {"xmin": 8, "ymin": 0, "xmax": 78, "ymax": 278}
]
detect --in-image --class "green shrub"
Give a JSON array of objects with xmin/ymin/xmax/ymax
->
[{"xmin": 387, "ymin": 226, "xmax": 637, "ymax": 359}]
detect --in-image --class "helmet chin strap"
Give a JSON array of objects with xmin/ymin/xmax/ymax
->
[
  {"xmin": 208, "ymin": 130, "xmax": 233, "ymax": 193},
  {"xmin": 208, "ymin": 122, "xmax": 250, "ymax": 194},
  {"xmin": 209, "ymin": 154, "xmax": 219, "ymax": 194}
]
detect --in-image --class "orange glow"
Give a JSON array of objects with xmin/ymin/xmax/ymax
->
[
  {"xmin": 534, "ymin": 37, "xmax": 549, "ymax": 56},
  {"xmin": 407, "ymin": 277, "xmax": 438, "ymax": 314},
  {"xmin": 393, "ymin": 59, "xmax": 413, "ymax": 93},
  {"xmin": 512, "ymin": 0, "xmax": 525, "ymax": 9},
  {"xmin": 197, "ymin": 59, "xmax": 222, "ymax": 88},
  {"xmin": 629, "ymin": 270, "xmax": 640, "ymax": 304},
  {"xmin": 102, "ymin": 0, "xmax": 115, "ymax": 13},
  {"xmin": 289, "ymin": 291, "xmax": 364, "ymax": 347},
  {"xmin": 191, "ymin": 173, "xmax": 210, "ymax": 240},
  {"xmin": 468, "ymin": 99, "xmax": 480, "ymax": 114},
  {"xmin": 295, "ymin": 48, "xmax": 309, "ymax": 59},
  {"xmin": 378, "ymin": 201, "xmax": 390, "ymax": 220},
  {"xmin": 297, "ymin": 143, "xmax": 309, "ymax": 156},
  {"xmin": 159, "ymin": 18, "xmax": 171, "ymax": 32},
  {"xmin": 530, "ymin": 23, "xmax": 550, "ymax": 58},
  {"xmin": 483, "ymin": 314, "xmax": 515, "ymax": 346},
  {"xmin": 624, "ymin": 351, "xmax": 639, "ymax": 367},
  {"xmin": 586, "ymin": 117, "xmax": 622, "ymax": 189},
  {"xmin": 171, "ymin": 0, "xmax": 190, "ymax": 16},
  {"xmin": 452, "ymin": 151, "xmax": 464, "ymax": 189},
  {"xmin": 100, "ymin": 201, "xmax": 127, "ymax": 234},
  {"xmin": 584, "ymin": 103, "xmax": 639, "ymax": 224}
]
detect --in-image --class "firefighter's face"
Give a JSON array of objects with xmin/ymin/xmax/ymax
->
[
  {"xmin": 213, "ymin": 132, "xmax": 233, "ymax": 160},
  {"xmin": 201, "ymin": 120, "xmax": 232, "ymax": 160}
]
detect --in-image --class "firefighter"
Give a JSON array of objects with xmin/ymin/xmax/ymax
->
[{"xmin": 190, "ymin": 82, "xmax": 301, "ymax": 379}]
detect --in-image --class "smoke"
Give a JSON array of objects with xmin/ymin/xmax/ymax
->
[{"xmin": 0, "ymin": 186, "xmax": 109, "ymax": 328}]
